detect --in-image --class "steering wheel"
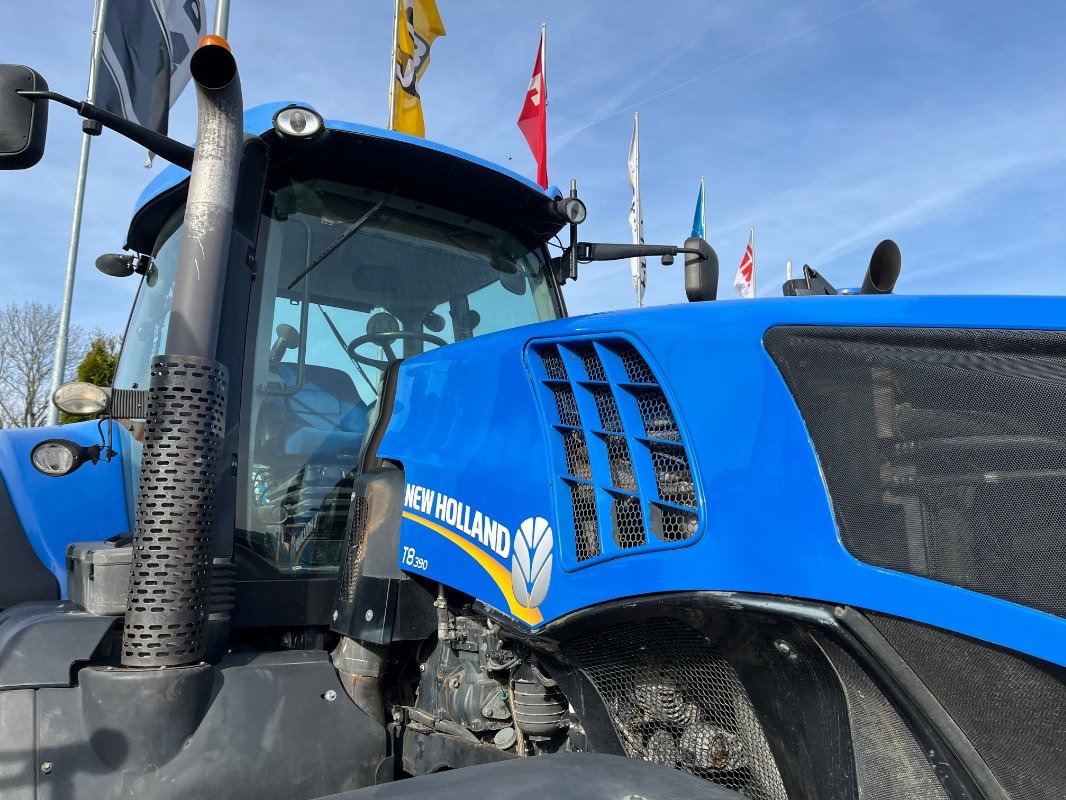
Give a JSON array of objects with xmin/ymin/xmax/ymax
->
[{"xmin": 346, "ymin": 331, "xmax": 448, "ymax": 369}]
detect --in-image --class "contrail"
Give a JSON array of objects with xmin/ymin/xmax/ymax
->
[{"xmin": 554, "ymin": 0, "xmax": 883, "ymax": 147}]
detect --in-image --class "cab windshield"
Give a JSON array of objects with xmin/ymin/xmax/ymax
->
[{"xmin": 243, "ymin": 179, "xmax": 559, "ymax": 571}]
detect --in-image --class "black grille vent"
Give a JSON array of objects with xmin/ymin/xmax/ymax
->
[
  {"xmin": 616, "ymin": 343, "xmax": 657, "ymax": 384},
  {"xmin": 529, "ymin": 338, "xmax": 701, "ymax": 566},
  {"xmin": 338, "ymin": 495, "xmax": 370, "ymax": 604},
  {"xmin": 766, "ymin": 326, "xmax": 1066, "ymax": 617},
  {"xmin": 604, "ymin": 434, "xmax": 637, "ymax": 491},
  {"xmin": 560, "ymin": 428, "xmax": 592, "ymax": 480},
  {"xmin": 592, "ymin": 386, "xmax": 623, "ymax": 432},
  {"xmin": 564, "ymin": 618, "xmax": 788, "ymax": 800},
  {"xmin": 570, "ymin": 480, "xmax": 600, "ymax": 561},
  {"xmin": 611, "ymin": 493, "xmax": 646, "ymax": 548},
  {"xmin": 551, "ymin": 385, "xmax": 581, "ymax": 427},
  {"xmin": 541, "ymin": 344, "xmax": 568, "ymax": 380},
  {"xmin": 574, "ymin": 343, "xmax": 607, "ymax": 381},
  {"xmin": 633, "ymin": 387, "xmax": 681, "ymax": 441}
]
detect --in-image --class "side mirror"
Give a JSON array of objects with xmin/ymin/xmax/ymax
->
[
  {"xmin": 683, "ymin": 237, "xmax": 718, "ymax": 302},
  {"xmin": 0, "ymin": 65, "xmax": 49, "ymax": 169}
]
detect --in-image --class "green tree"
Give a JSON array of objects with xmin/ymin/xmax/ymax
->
[{"xmin": 59, "ymin": 331, "xmax": 121, "ymax": 423}]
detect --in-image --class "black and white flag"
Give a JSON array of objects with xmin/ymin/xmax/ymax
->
[{"xmin": 97, "ymin": 0, "xmax": 205, "ymax": 136}]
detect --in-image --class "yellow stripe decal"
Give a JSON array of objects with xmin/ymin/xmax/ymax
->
[{"xmin": 402, "ymin": 510, "xmax": 543, "ymax": 626}]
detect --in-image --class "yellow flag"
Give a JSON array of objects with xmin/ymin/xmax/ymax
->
[{"xmin": 391, "ymin": 0, "xmax": 447, "ymax": 137}]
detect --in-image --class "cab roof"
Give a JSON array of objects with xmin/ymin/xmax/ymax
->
[{"xmin": 126, "ymin": 101, "xmax": 564, "ymax": 254}]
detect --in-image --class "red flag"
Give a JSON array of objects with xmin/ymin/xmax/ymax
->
[
  {"xmin": 518, "ymin": 28, "xmax": 548, "ymax": 189},
  {"xmin": 734, "ymin": 228, "xmax": 755, "ymax": 298}
]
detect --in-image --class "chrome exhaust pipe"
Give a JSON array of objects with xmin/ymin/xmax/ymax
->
[{"xmin": 166, "ymin": 37, "xmax": 243, "ymax": 357}]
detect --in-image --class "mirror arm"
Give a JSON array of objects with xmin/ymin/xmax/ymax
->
[{"xmin": 17, "ymin": 90, "xmax": 195, "ymax": 170}]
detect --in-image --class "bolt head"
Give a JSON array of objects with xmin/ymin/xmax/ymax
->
[
  {"xmin": 40, "ymin": 761, "xmax": 53, "ymax": 774},
  {"xmin": 364, "ymin": 609, "xmax": 374, "ymax": 622},
  {"xmin": 323, "ymin": 689, "xmax": 337, "ymax": 702}
]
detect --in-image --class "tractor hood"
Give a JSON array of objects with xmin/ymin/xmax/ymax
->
[{"xmin": 378, "ymin": 294, "xmax": 1066, "ymax": 668}]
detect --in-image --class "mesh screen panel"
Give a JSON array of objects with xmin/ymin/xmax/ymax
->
[
  {"xmin": 765, "ymin": 326, "xmax": 1066, "ymax": 617},
  {"xmin": 817, "ymin": 638, "xmax": 950, "ymax": 800},
  {"xmin": 564, "ymin": 618, "xmax": 788, "ymax": 800},
  {"xmin": 870, "ymin": 613, "xmax": 1066, "ymax": 800}
]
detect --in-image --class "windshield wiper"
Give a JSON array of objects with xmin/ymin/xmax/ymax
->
[{"xmin": 286, "ymin": 194, "xmax": 391, "ymax": 290}]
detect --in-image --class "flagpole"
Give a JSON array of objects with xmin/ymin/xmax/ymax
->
[
  {"xmin": 630, "ymin": 112, "xmax": 644, "ymax": 308},
  {"xmin": 213, "ymin": 0, "xmax": 231, "ymax": 37},
  {"xmin": 751, "ymin": 226, "xmax": 757, "ymax": 297},
  {"xmin": 700, "ymin": 176, "xmax": 706, "ymax": 235},
  {"xmin": 47, "ymin": 0, "xmax": 108, "ymax": 426},
  {"xmin": 387, "ymin": 0, "xmax": 400, "ymax": 130},
  {"xmin": 541, "ymin": 22, "xmax": 546, "ymax": 106}
]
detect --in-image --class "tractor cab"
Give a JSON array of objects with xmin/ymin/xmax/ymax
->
[{"xmin": 106, "ymin": 104, "xmax": 566, "ymax": 627}]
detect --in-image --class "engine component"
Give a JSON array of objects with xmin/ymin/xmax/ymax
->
[
  {"xmin": 679, "ymin": 723, "xmax": 746, "ymax": 774},
  {"xmin": 409, "ymin": 613, "xmax": 571, "ymax": 765},
  {"xmin": 512, "ymin": 662, "xmax": 568, "ymax": 738},
  {"xmin": 331, "ymin": 636, "xmax": 387, "ymax": 725},
  {"xmin": 634, "ymin": 675, "xmax": 699, "ymax": 726},
  {"xmin": 645, "ymin": 728, "xmax": 679, "ymax": 766}
]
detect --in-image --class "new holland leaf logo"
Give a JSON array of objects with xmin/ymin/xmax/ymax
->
[{"xmin": 511, "ymin": 517, "xmax": 553, "ymax": 609}]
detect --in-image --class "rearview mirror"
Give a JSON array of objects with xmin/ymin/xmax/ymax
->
[
  {"xmin": 0, "ymin": 65, "xmax": 49, "ymax": 169},
  {"xmin": 683, "ymin": 237, "xmax": 718, "ymax": 302}
]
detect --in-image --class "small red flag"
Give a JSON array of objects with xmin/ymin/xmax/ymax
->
[
  {"xmin": 734, "ymin": 228, "xmax": 755, "ymax": 298},
  {"xmin": 517, "ymin": 28, "xmax": 548, "ymax": 189}
]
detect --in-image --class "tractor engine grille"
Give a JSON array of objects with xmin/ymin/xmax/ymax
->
[
  {"xmin": 765, "ymin": 326, "xmax": 1066, "ymax": 618},
  {"xmin": 564, "ymin": 618, "xmax": 788, "ymax": 800},
  {"xmin": 527, "ymin": 337, "xmax": 701, "ymax": 567}
]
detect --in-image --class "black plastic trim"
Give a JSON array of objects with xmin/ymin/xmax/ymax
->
[{"xmin": 0, "ymin": 472, "xmax": 59, "ymax": 609}]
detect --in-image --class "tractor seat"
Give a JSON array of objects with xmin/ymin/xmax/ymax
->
[{"xmin": 275, "ymin": 363, "xmax": 369, "ymax": 460}]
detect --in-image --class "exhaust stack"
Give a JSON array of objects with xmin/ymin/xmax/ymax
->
[
  {"xmin": 860, "ymin": 239, "xmax": 902, "ymax": 295},
  {"xmin": 121, "ymin": 37, "xmax": 243, "ymax": 668}
]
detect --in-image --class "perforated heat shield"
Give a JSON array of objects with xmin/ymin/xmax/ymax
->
[{"xmin": 122, "ymin": 356, "xmax": 227, "ymax": 667}]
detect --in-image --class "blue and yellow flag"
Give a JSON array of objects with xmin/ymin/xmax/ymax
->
[
  {"xmin": 690, "ymin": 177, "xmax": 706, "ymax": 238},
  {"xmin": 391, "ymin": 0, "xmax": 446, "ymax": 137}
]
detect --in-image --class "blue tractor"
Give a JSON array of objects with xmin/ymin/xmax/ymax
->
[{"xmin": 0, "ymin": 39, "xmax": 1061, "ymax": 800}]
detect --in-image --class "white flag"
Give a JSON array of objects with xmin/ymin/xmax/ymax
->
[
  {"xmin": 734, "ymin": 227, "xmax": 756, "ymax": 299},
  {"xmin": 97, "ymin": 0, "xmax": 206, "ymax": 136},
  {"xmin": 627, "ymin": 113, "xmax": 646, "ymax": 307}
]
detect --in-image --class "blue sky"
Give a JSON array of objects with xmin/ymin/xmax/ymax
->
[{"xmin": 1, "ymin": 0, "xmax": 1066, "ymax": 336}]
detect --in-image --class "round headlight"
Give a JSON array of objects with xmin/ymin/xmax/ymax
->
[
  {"xmin": 551, "ymin": 196, "xmax": 587, "ymax": 225},
  {"xmin": 52, "ymin": 381, "xmax": 110, "ymax": 416},
  {"xmin": 31, "ymin": 440, "xmax": 82, "ymax": 476},
  {"xmin": 273, "ymin": 105, "xmax": 324, "ymax": 139}
]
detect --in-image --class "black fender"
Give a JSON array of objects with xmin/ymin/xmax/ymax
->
[{"xmin": 328, "ymin": 753, "xmax": 745, "ymax": 800}]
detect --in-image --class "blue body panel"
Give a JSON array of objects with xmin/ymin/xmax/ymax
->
[
  {"xmin": 380, "ymin": 295, "xmax": 1066, "ymax": 666},
  {"xmin": 134, "ymin": 102, "xmax": 559, "ymax": 214},
  {"xmin": 0, "ymin": 421, "xmax": 133, "ymax": 595}
]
